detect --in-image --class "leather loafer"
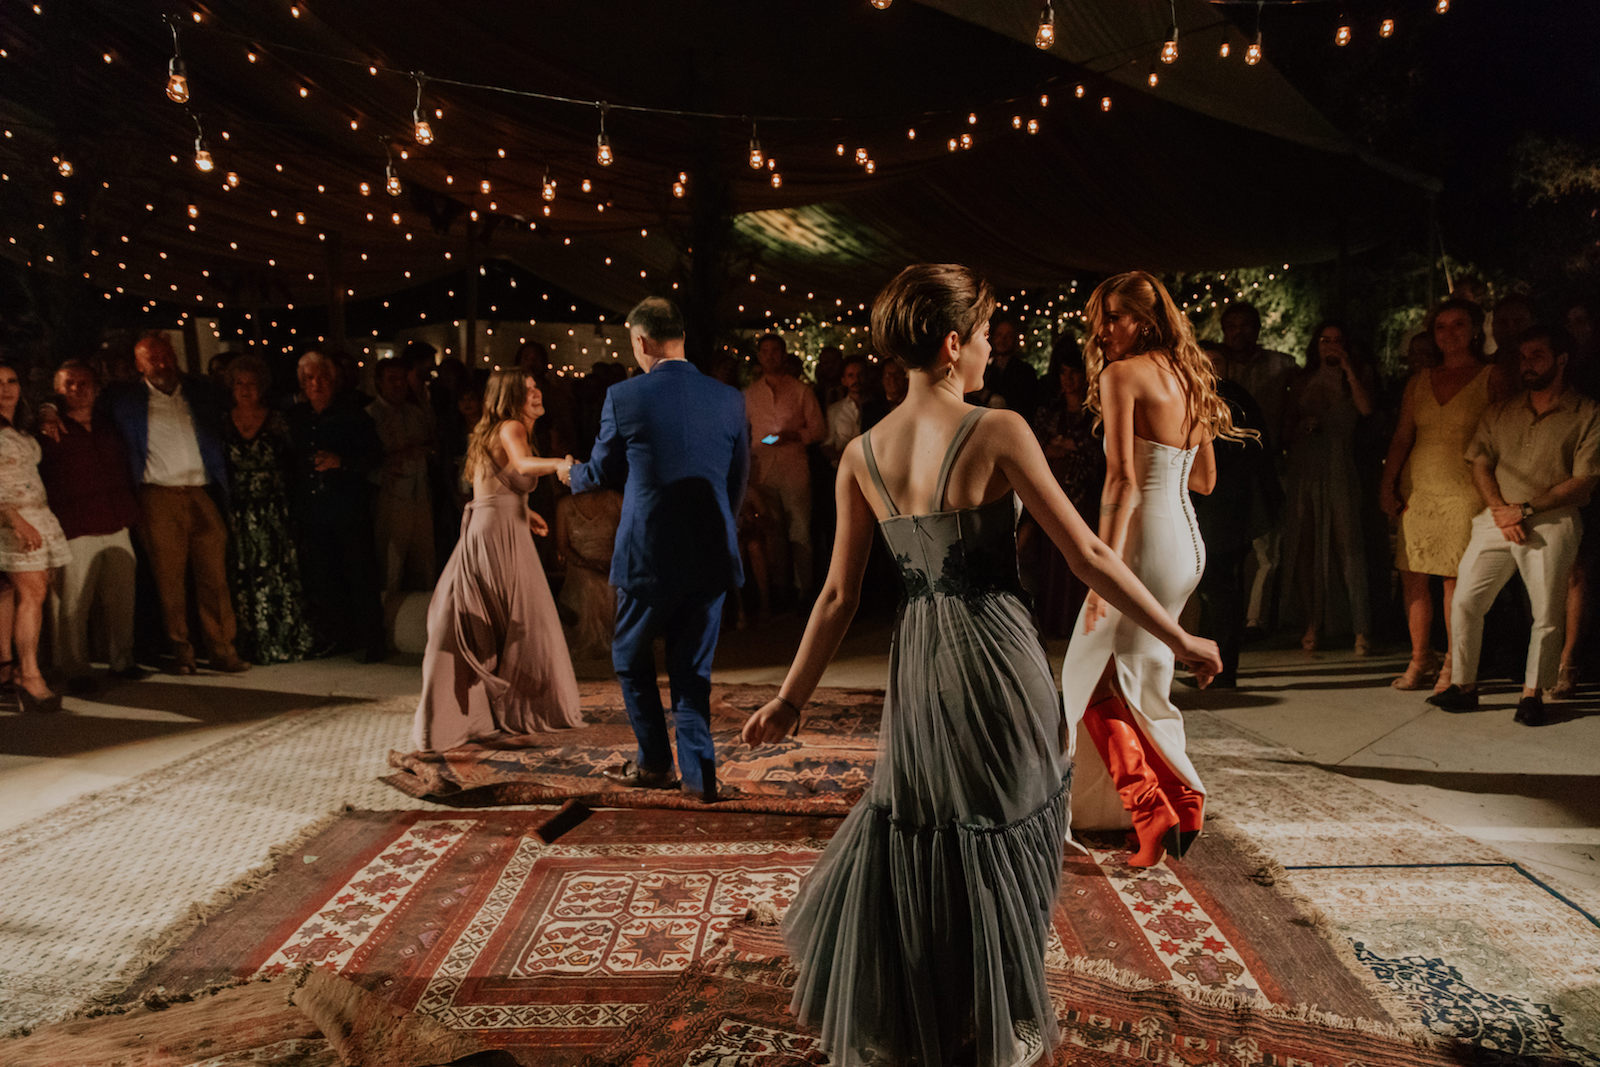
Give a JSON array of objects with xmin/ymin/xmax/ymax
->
[
  {"xmin": 601, "ymin": 761, "xmax": 679, "ymax": 790},
  {"xmin": 1513, "ymin": 695, "xmax": 1546, "ymax": 726},
  {"xmin": 1425, "ymin": 684, "xmax": 1479, "ymax": 712}
]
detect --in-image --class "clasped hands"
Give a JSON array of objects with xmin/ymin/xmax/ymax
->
[
  {"xmin": 554, "ymin": 455, "xmax": 576, "ymax": 486},
  {"xmin": 1491, "ymin": 502, "xmax": 1530, "ymax": 544}
]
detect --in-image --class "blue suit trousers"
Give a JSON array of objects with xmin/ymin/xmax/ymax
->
[{"xmin": 611, "ymin": 588, "xmax": 725, "ymax": 793}]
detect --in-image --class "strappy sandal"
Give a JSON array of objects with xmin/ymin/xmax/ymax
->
[
  {"xmin": 1432, "ymin": 656, "xmax": 1453, "ymax": 695},
  {"xmin": 1391, "ymin": 652, "xmax": 1438, "ymax": 690}
]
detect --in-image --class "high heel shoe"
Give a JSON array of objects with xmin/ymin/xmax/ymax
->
[
  {"xmin": 1084, "ymin": 695, "xmax": 1179, "ymax": 868},
  {"xmin": 17, "ymin": 681, "xmax": 61, "ymax": 714},
  {"xmin": 1391, "ymin": 651, "xmax": 1439, "ymax": 690},
  {"xmin": 1432, "ymin": 656, "xmax": 1453, "ymax": 696}
]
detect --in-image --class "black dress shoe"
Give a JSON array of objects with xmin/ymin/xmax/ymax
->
[
  {"xmin": 1425, "ymin": 685, "xmax": 1479, "ymax": 712},
  {"xmin": 1513, "ymin": 694, "xmax": 1546, "ymax": 726},
  {"xmin": 600, "ymin": 761, "xmax": 679, "ymax": 790}
]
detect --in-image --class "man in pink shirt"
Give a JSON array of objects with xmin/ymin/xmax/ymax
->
[{"xmin": 744, "ymin": 334, "xmax": 824, "ymax": 605}]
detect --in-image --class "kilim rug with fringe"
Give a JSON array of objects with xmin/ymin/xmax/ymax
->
[
  {"xmin": 108, "ymin": 805, "xmax": 1432, "ymax": 1066},
  {"xmin": 383, "ymin": 683, "xmax": 881, "ymax": 815}
]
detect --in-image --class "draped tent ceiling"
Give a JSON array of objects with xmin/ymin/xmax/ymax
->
[{"xmin": 1, "ymin": 0, "xmax": 1436, "ymax": 330}]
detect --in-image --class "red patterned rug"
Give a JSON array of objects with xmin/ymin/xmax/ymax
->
[
  {"xmin": 585, "ymin": 923, "xmax": 1475, "ymax": 1067},
  {"xmin": 383, "ymin": 683, "xmax": 881, "ymax": 815},
  {"xmin": 116, "ymin": 806, "xmax": 1430, "ymax": 1066}
]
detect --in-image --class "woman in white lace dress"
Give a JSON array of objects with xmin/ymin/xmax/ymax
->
[{"xmin": 0, "ymin": 361, "xmax": 70, "ymax": 712}]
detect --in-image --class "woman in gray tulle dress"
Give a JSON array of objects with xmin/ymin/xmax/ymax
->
[{"xmin": 743, "ymin": 264, "xmax": 1220, "ymax": 1067}]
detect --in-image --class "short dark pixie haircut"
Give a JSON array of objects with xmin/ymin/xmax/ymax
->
[
  {"xmin": 870, "ymin": 263, "xmax": 995, "ymax": 371},
  {"xmin": 627, "ymin": 297, "xmax": 686, "ymax": 341}
]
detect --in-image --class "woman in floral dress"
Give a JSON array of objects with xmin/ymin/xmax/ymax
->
[{"xmin": 224, "ymin": 356, "xmax": 314, "ymax": 663}]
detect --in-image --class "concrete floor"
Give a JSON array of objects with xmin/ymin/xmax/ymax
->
[{"xmin": 2, "ymin": 615, "xmax": 1596, "ymax": 911}]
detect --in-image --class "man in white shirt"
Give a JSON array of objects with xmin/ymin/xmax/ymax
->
[
  {"xmin": 822, "ymin": 357, "xmax": 869, "ymax": 468},
  {"xmin": 743, "ymin": 334, "xmax": 823, "ymax": 604},
  {"xmin": 367, "ymin": 358, "xmax": 436, "ymax": 617},
  {"xmin": 112, "ymin": 334, "xmax": 244, "ymax": 673}
]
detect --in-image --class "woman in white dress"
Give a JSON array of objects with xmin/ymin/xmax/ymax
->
[
  {"xmin": 1060, "ymin": 271, "xmax": 1252, "ymax": 867},
  {"xmin": 0, "ymin": 361, "xmax": 71, "ymax": 713}
]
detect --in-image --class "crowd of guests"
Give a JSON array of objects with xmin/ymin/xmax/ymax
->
[{"xmin": 0, "ymin": 285, "xmax": 1594, "ymax": 721}]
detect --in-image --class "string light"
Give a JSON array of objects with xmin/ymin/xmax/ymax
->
[
  {"xmin": 542, "ymin": 168, "xmax": 556, "ymax": 200},
  {"xmin": 672, "ymin": 171, "xmax": 687, "ymax": 198},
  {"xmin": 748, "ymin": 123, "xmax": 763, "ymax": 169},
  {"xmin": 870, "ymin": 0, "xmax": 891, "ymax": 8},
  {"xmin": 1162, "ymin": 0, "xmax": 1179, "ymax": 62},
  {"xmin": 1147, "ymin": 67, "xmax": 1159, "ymax": 87},
  {"xmin": 1035, "ymin": 0, "xmax": 1055, "ymax": 49},
  {"xmin": 1435, "ymin": 0, "xmax": 1449, "ymax": 12},
  {"xmin": 226, "ymin": 170, "xmax": 240, "ymax": 188},
  {"xmin": 596, "ymin": 102, "xmax": 613, "ymax": 166},
  {"xmin": 1335, "ymin": 13, "xmax": 1351, "ymax": 46},
  {"xmin": 411, "ymin": 74, "xmax": 434, "ymax": 145},
  {"xmin": 164, "ymin": 16, "xmax": 189, "ymax": 103},
  {"xmin": 1246, "ymin": 0, "xmax": 1263, "ymax": 65},
  {"xmin": 1026, "ymin": 118, "xmax": 1039, "ymax": 134},
  {"xmin": 1219, "ymin": 40, "xmax": 1231, "ymax": 58},
  {"xmin": 1100, "ymin": 95, "xmax": 1112, "ymax": 112},
  {"xmin": 191, "ymin": 114, "xmax": 214, "ymax": 172},
  {"xmin": 1379, "ymin": 16, "xmax": 1395, "ymax": 37},
  {"xmin": 770, "ymin": 171, "xmax": 782, "ymax": 188},
  {"xmin": 581, "ymin": 178, "xmax": 593, "ymax": 193},
  {"xmin": 906, "ymin": 127, "xmax": 916, "ymax": 139},
  {"xmin": 1074, "ymin": 84, "xmax": 1085, "ymax": 98},
  {"xmin": 383, "ymin": 138, "xmax": 402, "ymax": 196},
  {"xmin": 54, "ymin": 156, "xmax": 72, "ymax": 177}
]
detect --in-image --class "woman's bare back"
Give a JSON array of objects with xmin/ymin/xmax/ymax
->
[
  {"xmin": 852, "ymin": 401, "xmax": 1014, "ymax": 520},
  {"xmin": 1116, "ymin": 353, "xmax": 1208, "ymax": 450}
]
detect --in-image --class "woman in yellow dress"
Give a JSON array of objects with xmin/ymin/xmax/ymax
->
[{"xmin": 1380, "ymin": 299, "xmax": 1512, "ymax": 691}]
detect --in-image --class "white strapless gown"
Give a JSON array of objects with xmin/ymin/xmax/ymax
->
[{"xmin": 1060, "ymin": 435, "xmax": 1207, "ymax": 830}]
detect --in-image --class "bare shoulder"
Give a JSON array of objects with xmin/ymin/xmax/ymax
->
[{"xmin": 976, "ymin": 406, "xmax": 1031, "ymax": 443}]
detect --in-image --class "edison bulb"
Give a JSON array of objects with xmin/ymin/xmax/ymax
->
[
  {"xmin": 1380, "ymin": 17, "xmax": 1395, "ymax": 36},
  {"xmin": 542, "ymin": 176, "xmax": 556, "ymax": 201},
  {"xmin": 166, "ymin": 58, "xmax": 188, "ymax": 103},
  {"xmin": 1219, "ymin": 41, "xmax": 1231, "ymax": 57},
  {"xmin": 1026, "ymin": 118, "xmax": 1039, "ymax": 134},
  {"xmin": 1435, "ymin": 0, "xmax": 1448, "ymax": 12},
  {"xmin": 386, "ymin": 173, "xmax": 402, "ymax": 197},
  {"xmin": 226, "ymin": 170, "xmax": 240, "ymax": 188},
  {"xmin": 854, "ymin": 147, "xmax": 868, "ymax": 165},
  {"xmin": 672, "ymin": 179, "xmax": 686, "ymax": 198},
  {"xmin": 1245, "ymin": 39, "xmax": 1262, "ymax": 65},
  {"xmin": 1335, "ymin": 23, "xmax": 1351, "ymax": 46},
  {"xmin": 413, "ymin": 116, "xmax": 434, "ymax": 145},
  {"xmin": 871, "ymin": 0, "xmax": 890, "ymax": 8},
  {"xmin": 770, "ymin": 171, "xmax": 782, "ymax": 188},
  {"xmin": 1100, "ymin": 96, "xmax": 1112, "ymax": 112},
  {"xmin": 1161, "ymin": 37, "xmax": 1178, "ymax": 63},
  {"xmin": 1147, "ymin": 70, "xmax": 1159, "ymax": 87},
  {"xmin": 748, "ymin": 138, "xmax": 763, "ymax": 170},
  {"xmin": 194, "ymin": 146, "xmax": 214, "ymax": 172},
  {"xmin": 596, "ymin": 133, "xmax": 612, "ymax": 166}
]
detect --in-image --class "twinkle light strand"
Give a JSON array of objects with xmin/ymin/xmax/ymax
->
[
  {"xmin": 164, "ymin": 15, "xmax": 189, "ymax": 103},
  {"xmin": 595, "ymin": 101, "xmax": 612, "ymax": 166},
  {"xmin": 1162, "ymin": 0, "xmax": 1179, "ymax": 63},
  {"xmin": 411, "ymin": 73, "xmax": 433, "ymax": 145},
  {"xmin": 1035, "ymin": 0, "xmax": 1056, "ymax": 50}
]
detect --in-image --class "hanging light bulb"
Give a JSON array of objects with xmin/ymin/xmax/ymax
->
[
  {"xmin": 1074, "ymin": 83, "xmax": 1086, "ymax": 98},
  {"xmin": 162, "ymin": 17, "xmax": 189, "ymax": 103},
  {"xmin": 770, "ymin": 171, "xmax": 782, "ymax": 188},
  {"xmin": 854, "ymin": 147, "xmax": 869, "ymax": 166},
  {"xmin": 672, "ymin": 178, "xmax": 686, "ymax": 198},
  {"xmin": 1246, "ymin": 0, "xmax": 1263, "ymax": 64},
  {"xmin": 1435, "ymin": 0, "xmax": 1449, "ymax": 12},
  {"xmin": 1379, "ymin": 16, "xmax": 1396, "ymax": 36},
  {"xmin": 194, "ymin": 140, "xmax": 214, "ymax": 172},
  {"xmin": 1147, "ymin": 68, "xmax": 1159, "ymax": 87},
  {"xmin": 411, "ymin": 75, "xmax": 433, "ymax": 145},
  {"xmin": 542, "ymin": 169, "xmax": 557, "ymax": 201},
  {"xmin": 226, "ymin": 170, "xmax": 240, "ymax": 188},
  {"xmin": 1026, "ymin": 118, "xmax": 1040, "ymax": 134},
  {"xmin": 865, "ymin": 159, "xmax": 876, "ymax": 173},
  {"xmin": 55, "ymin": 156, "xmax": 73, "ymax": 177},
  {"xmin": 1161, "ymin": 0, "xmax": 1178, "ymax": 62},
  {"xmin": 1034, "ymin": 0, "xmax": 1055, "ymax": 49},
  {"xmin": 1219, "ymin": 40, "xmax": 1231, "ymax": 57},
  {"xmin": 581, "ymin": 178, "xmax": 593, "ymax": 193},
  {"xmin": 385, "ymin": 168, "xmax": 401, "ymax": 196},
  {"xmin": 870, "ymin": 0, "xmax": 891, "ymax": 7},
  {"xmin": 1100, "ymin": 95, "xmax": 1112, "ymax": 112},
  {"xmin": 479, "ymin": 178, "xmax": 491, "ymax": 194},
  {"xmin": 1335, "ymin": 14, "xmax": 1352, "ymax": 46},
  {"xmin": 748, "ymin": 124, "xmax": 763, "ymax": 170},
  {"xmin": 595, "ymin": 103, "xmax": 612, "ymax": 166}
]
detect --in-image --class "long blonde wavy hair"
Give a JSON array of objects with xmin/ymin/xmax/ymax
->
[
  {"xmin": 1083, "ymin": 271, "xmax": 1253, "ymax": 443},
  {"xmin": 463, "ymin": 367, "xmax": 536, "ymax": 480}
]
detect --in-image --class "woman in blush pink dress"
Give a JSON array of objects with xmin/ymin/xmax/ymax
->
[{"xmin": 411, "ymin": 368, "xmax": 582, "ymax": 751}]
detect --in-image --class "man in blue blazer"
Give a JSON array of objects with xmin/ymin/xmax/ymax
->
[{"xmin": 559, "ymin": 298, "xmax": 749, "ymax": 801}]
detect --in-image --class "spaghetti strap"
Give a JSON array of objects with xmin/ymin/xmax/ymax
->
[
  {"xmin": 860, "ymin": 429, "xmax": 900, "ymax": 516},
  {"xmin": 929, "ymin": 408, "xmax": 988, "ymax": 513}
]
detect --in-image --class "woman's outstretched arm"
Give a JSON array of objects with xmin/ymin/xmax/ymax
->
[
  {"xmin": 742, "ymin": 440, "xmax": 878, "ymax": 745},
  {"xmin": 498, "ymin": 420, "xmax": 569, "ymax": 479},
  {"xmin": 991, "ymin": 410, "xmax": 1221, "ymax": 680}
]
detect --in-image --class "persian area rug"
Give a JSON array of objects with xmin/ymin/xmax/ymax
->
[
  {"xmin": 123, "ymin": 808, "xmax": 833, "ymax": 1066},
  {"xmin": 109, "ymin": 801, "xmax": 1448, "ymax": 1066},
  {"xmin": 383, "ymin": 683, "xmax": 881, "ymax": 815},
  {"xmin": 583, "ymin": 921, "xmax": 1553, "ymax": 1067}
]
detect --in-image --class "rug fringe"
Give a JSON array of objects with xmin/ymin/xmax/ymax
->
[{"xmin": 57, "ymin": 804, "xmax": 360, "ymax": 1027}]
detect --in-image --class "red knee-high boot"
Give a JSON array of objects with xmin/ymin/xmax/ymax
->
[
  {"xmin": 1128, "ymin": 716, "xmax": 1204, "ymax": 857},
  {"xmin": 1083, "ymin": 695, "xmax": 1179, "ymax": 867}
]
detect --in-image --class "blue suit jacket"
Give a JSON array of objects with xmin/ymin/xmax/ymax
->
[
  {"xmin": 104, "ymin": 376, "xmax": 231, "ymax": 503},
  {"xmin": 569, "ymin": 360, "xmax": 748, "ymax": 604}
]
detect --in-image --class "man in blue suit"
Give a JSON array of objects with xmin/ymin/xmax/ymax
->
[{"xmin": 559, "ymin": 297, "xmax": 748, "ymax": 801}]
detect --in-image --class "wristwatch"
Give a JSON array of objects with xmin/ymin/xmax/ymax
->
[{"xmin": 1520, "ymin": 502, "xmax": 1534, "ymax": 519}]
